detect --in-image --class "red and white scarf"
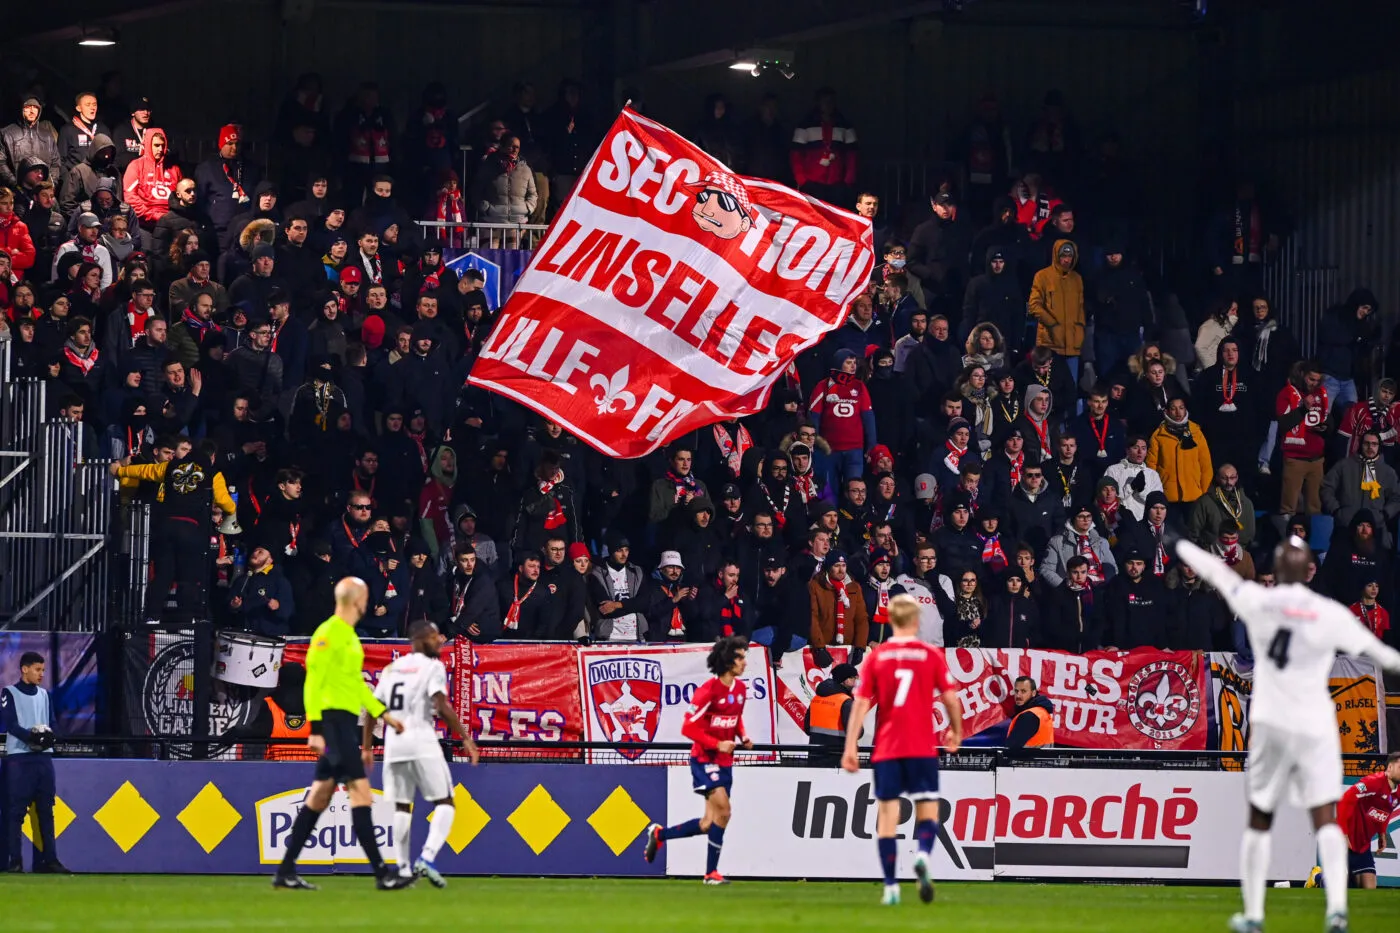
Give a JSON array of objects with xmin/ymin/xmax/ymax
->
[
  {"xmin": 870, "ymin": 578, "xmax": 892, "ymax": 627},
  {"xmin": 63, "ymin": 343, "xmax": 99, "ymax": 375},
  {"xmin": 830, "ymin": 574, "xmax": 850, "ymax": 643},
  {"xmin": 713, "ymin": 423, "xmax": 753, "ymax": 479},
  {"xmin": 760, "ymin": 481, "xmax": 791, "ymax": 528},
  {"xmin": 1076, "ymin": 533, "xmax": 1105, "ymax": 584},
  {"xmin": 503, "ymin": 574, "xmax": 537, "ymax": 630},
  {"xmin": 1215, "ymin": 540, "xmax": 1244, "ymax": 566},
  {"xmin": 538, "ymin": 474, "xmax": 569, "ymax": 530},
  {"xmin": 792, "ymin": 469, "xmax": 818, "ymax": 504},
  {"xmin": 361, "ymin": 251, "xmax": 383, "ymax": 285},
  {"xmin": 1006, "ymin": 451, "xmax": 1023, "ymax": 487},
  {"xmin": 659, "ymin": 581, "xmax": 686, "ymax": 637},
  {"xmin": 406, "ymin": 430, "xmax": 429, "ymax": 471},
  {"xmin": 943, "ymin": 440, "xmax": 967, "ymax": 474},
  {"xmin": 1149, "ymin": 522, "xmax": 1169, "ymax": 576},
  {"xmin": 126, "ymin": 301, "xmax": 153, "ymax": 345}
]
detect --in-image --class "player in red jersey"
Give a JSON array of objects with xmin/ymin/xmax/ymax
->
[
  {"xmin": 843, "ymin": 594, "xmax": 962, "ymax": 906},
  {"xmin": 1336, "ymin": 752, "xmax": 1400, "ymax": 888},
  {"xmin": 643, "ymin": 635, "xmax": 752, "ymax": 884}
]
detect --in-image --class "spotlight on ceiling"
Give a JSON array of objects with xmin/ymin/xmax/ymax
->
[
  {"xmin": 77, "ymin": 25, "xmax": 119, "ymax": 47},
  {"xmin": 729, "ymin": 49, "xmax": 795, "ymax": 79}
]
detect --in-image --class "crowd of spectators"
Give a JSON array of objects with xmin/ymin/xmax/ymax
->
[{"xmin": 0, "ymin": 73, "xmax": 1394, "ymax": 661}]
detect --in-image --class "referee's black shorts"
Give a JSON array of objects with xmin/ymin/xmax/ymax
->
[{"xmin": 313, "ymin": 710, "xmax": 367, "ymax": 784}]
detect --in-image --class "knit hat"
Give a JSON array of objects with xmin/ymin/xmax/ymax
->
[
  {"xmin": 828, "ymin": 550, "xmax": 848, "ymax": 565},
  {"xmin": 604, "ymin": 529, "xmax": 630, "ymax": 552},
  {"xmin": 1145, "ymin": 491, "xmax": 1169, "ymax": 511},
  {"xmin": 947, "ymin": 417, "xmax": 971, "ymax": 438},
  {"xmin": 360, "ymin": 314, "xmax": 386, "ymax": 350},
  {"xmin": 218, "ymin": 124, "xmax": 240, "ymax": 149},
  {"xmin": 250, "ymin": 243, "xmax": 275, "ymax": 261},
  {"xmin": 186, "ymin": 250, "xmax": 211, "ymax": 268},
  {"xmin": 1096, "ymin": 475, "xmax": 1119, "ymax": 492},
  {"xmin": 567, "ymin": 542, "xmax": 591, "ymax": 562},
  {"xmin": 830, "ymin": 663, "xmax": 860, "ymax": 683},
  {"xmin": 832, "ymin": 348, "xmax": 858, "ymax": 368},
  {"xmin": 869, "ymin": 547, "xmax": 891, "ymax": 565}
]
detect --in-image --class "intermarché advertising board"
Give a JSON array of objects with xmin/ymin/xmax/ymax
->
[{"xmin": 663, "ymin": 767, "xmax": 1316, "ymax": 882}]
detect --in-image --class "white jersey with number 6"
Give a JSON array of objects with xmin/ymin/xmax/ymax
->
[
  {"xmin": 1177, "ymin": 541, "xmax": 1400, "ymax": 738},
  {"xmin": 373, "ymin": 653, "xmax": 448, "ymax": 763}
]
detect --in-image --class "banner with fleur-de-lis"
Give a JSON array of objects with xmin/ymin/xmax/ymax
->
[{"xmin": 468, "ymin": 108, "xmax": 874, "ymax": 458}]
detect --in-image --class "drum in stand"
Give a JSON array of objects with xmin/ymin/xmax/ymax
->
[{"xmin": 215, "ymin": 631, "xmax": 285, "ymax": 688}]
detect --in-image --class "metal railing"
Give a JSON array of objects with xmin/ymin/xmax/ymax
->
[
  {"xmin": 1262, "ymin": 246, "xmax": 1339, "ymax": 358},
  {"xmin": 417, "ymin": 219, "xmax": 548, "ymax": 251},
  {"xmin": 0, "ymin": 342, "xmax": 117, "ymax": 631}
]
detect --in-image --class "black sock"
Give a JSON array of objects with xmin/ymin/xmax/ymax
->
[
  {"xmin": 352, "ymin": 805, "xmax": 384, "ymax": 873},
  {"xmin": 278, "ymin": 805, "xmax": 323, "ymax": 874}
]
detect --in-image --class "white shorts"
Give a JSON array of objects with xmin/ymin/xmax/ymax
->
[
  {"xmin": 383, "ymin": 756, "xmax": 453, "ymax": 805},
  {"xmin": 1246, "ymin": 723, "xmax": 1342, "ymax": 813}
]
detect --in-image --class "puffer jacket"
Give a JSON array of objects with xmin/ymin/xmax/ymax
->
[
  {"xmin": 121, "ymin": 128, "xmax": 181, "ymax": 224},
  {"xmin": 1146, "ymin": 419, "xmax": 1214, "ymax": 503},
  {"xmin": 1028, "ymin": 238, "xmax": 1085, "ymax": 356},
  {"xmin": 0, "ymin": 210, "xmax": 36, "ymax": 275},
  {"xmin": 0, "ymin": 119, "xmax": 61, "ymax": 191},
  {"xmin": 472, "ymin": 156, "xmax": 538, "ymax": 224}
]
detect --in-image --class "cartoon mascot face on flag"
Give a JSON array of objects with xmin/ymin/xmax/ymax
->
[
  {"xmin": 689, "ymin": 170, "xmax": 754, "ymax": 240},
  {"xmin": 588, "ymin": 659, "xmax": 662, "ymax": 760}
]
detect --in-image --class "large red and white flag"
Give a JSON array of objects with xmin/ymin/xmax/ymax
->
[{"xmin": 468, "ymin": 108, "xmax": 874, "ymax": 458}]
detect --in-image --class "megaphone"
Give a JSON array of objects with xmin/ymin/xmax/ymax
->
[{"xmin": 218, "ymin": 515, "xmax": 243, "ymax": 535}]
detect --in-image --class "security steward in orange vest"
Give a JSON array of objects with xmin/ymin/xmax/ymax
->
[
  {"xmin": 805, "ymin": 663, "xmax": 861, "ymax": 767},
  {"xmin": 231, "ymin": 663, "xmax": 317, "ymax": 760},
  {"xmin": 1006, "ymin": 676, "xmax": 1055, "ymax": 752}
]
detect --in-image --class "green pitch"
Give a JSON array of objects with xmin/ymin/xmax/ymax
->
[{"xmin": 10, "ymin": 876, "xmax": 1395, "ymax": 932}]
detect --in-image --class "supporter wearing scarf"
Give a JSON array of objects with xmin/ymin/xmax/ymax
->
[
  {"xmin": 667, "ymin": 468, "xmax": 699, "ymax": 503},
  {"xmin": 1076, "ymin": 531, "xmax": 1104, "ymax": 583},
  {"xmin": 433, "ymin": 178, "xmax": 465, "ymax": 244},
  {"xmin": 758, "ymin": 457, "xmax": 793, "ymax": 529},
  {"xmin": 978, "ymin": 531, "xmax": 1008, "ymax": 573},
  {"xmin": 944, "ymin": 418, "xmax": 971, "ymax": 474},
  {"xmin": 1214, "ymin": 533, "xmax": 1244, "ymax": 567},
  {"xmin": 181, "ymin": 305, "xmax": 221, "ymax": 339},
  {"xmin": 789, "ymin": 443, "xmax": 818, "ymax": 503},
  {"xmin": 503, "ymin": 567, "xmax": 538, "ymax": 630},
  {"xmin": 712, "ymin": 422, "xmax": 753, "ymax": 479},
  {"xmin": 405, "ymin": 420, "xmax": 429, "ymax": 472},
  {"xmin": 656, "ymin": 555, "xmax": 690, "ymax": 638},
  {"xmin": 827, "ymin": 554, "xmax": 852, "ymax": 644},
  {"xmin": 125, "ymin": 300, "xmax": 154, "ymax": 344},
  {"xmin": 1094, "ymin": 479, "xmax": 1121, "ymax": 543},
  {"xmin": 1359, "ymin": 448, "xmax": 1384, "ymax": 501},
  {"xmin": 63, "ymin": 337, "xmax": 98, "ymax": 375},
  {"xmin": 536, "ymin": 461, "xmax": 569, "ymax": 530},
  {"xmin": 1161, "ymin": 409, "xmax": 1199, "ymax": 449}
]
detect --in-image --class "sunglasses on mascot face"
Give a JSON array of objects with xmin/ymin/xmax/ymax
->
[{"xmin": 696, "ymin": 188, "xmax": 739, "ymax": 213}]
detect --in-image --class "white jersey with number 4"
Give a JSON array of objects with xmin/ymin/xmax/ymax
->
[
  {"xmin": 1177, "ymin": 541, "xmax": 1400, "ymax": 737},
  {"xmin": 373, "ymin": 653, "xmax": 448, "ymax": 762}
]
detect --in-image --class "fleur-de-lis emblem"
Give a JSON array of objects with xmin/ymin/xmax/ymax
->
[
  {"xmin": 1136, "ymin": 674, "xmax": 1188, "ymax": 727},
  {"xmin": 590, "ymin": 366, "xmax": 637, "ymax": 415}
]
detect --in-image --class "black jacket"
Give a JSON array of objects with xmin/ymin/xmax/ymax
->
[
  {"xmin": 1103, "ymin": 573, "xmax": 1173, "ymax": 649},
  {"xmin": 960, "ymin": 249, "xmax": 1026, "ymax": 346},
  {"xmin": 1316, "ymin": 288, "xmax": 1380, "ymax": 382},
  {"xmin": 1007, "ymin": 484, "xmax": 1064, "ymax": 555},
  {"xmin": 1091, "ymin": 259, "xmax": 1153, "ymax": 336},
  {"xmin": 1040, "ymin": 584, "xmax": 1102, "ymax": 653},
  {"xmin": 446, "ymin": 571, "xmax": 502, "ymax": 642},
  {"xmin": 907, "ymin": 214, "xmax": 970, "ymax": 301},
  {"xmin": 983, "ymin": 590, "xmax": 1040, "ymax": 649}
]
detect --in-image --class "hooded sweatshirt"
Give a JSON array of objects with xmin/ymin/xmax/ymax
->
[
  {"xmin": 122, "ymin": 128, "xmax": 181, "ymax": 224},
  {"xmin": 1028, "ymin": 238, "xmax": 1084, "ymax": 356},
  {"xmin": 418, "ymin": 444, "xmax": 459, "ymax": 558},
  {"xmin": 60, "ymin": 133, "xmax": 117, "ymax": 215}
]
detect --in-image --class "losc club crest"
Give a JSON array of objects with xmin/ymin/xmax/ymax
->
[
  {"xmin": 586, "ymin": 657, "xmax": 662, "ymax": 760},
  {"xmin": 1124, "ymin": 660, "xmax": 1201, "ymax": 743}
]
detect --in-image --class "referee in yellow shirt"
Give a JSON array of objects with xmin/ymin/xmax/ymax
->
[{"xmin": 273, "ymin": 577, "xmax": 409, "ymax": 890}]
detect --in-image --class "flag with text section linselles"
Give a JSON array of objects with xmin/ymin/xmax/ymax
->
[{"xmin": 467, "ymin": 108, "xmax": 874, "ymax": 458}]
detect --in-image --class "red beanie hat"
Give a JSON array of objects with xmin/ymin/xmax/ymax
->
[
  {"xmin": 218, "ymin": 124, "xmax": 240, "ymax": 149},
  {"xmin": 567, "ymin": 543, "xmax": 591, "ymax": 563},
  {"xmin": 360, "ymin": 314, "xmax": 386, "ymax": 350}
]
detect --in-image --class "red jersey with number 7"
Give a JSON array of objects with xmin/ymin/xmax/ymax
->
[{"xmin": 854, "ymin": 636, "xmax": 957, "ymax": 762}]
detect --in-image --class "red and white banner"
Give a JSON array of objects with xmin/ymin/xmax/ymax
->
[
  {"xmin": 774, "ymin": 646, "xmax": 1210, "ymax": 751},
  {"xmin": 455, "ymin": 642, "xmax": 585, "ymax": 759},
  {"xmin": 577, "ymin": 643, "xmax": 777, "ymax": 762},
  {"xmin": 468, "ymin": 108, "xmax": 874, "ymax": 458}
]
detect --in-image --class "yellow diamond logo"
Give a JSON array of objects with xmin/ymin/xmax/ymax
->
[
  {"xmin": 177, "ymin": 782, "xmax": 242, "ymax": 853},
  {"xmin": 93, "ymin": 780, "xmax": 160, "ymax": 853},
  {"xmin": 22, "ymin": 796, "xmax": 76, "ymax": 850},
  {"xmin": 429, "ymin": 783, "xmax": 490, "ymax": 854},
  {"xmin": 587, "ymin": 786, "xmax": 651, "ymax": 856},
  {"xmin": 507, "ymin": 785, "xmax": 570, "ymax": 855}
]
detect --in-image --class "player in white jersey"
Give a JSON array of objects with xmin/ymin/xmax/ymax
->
[
  {"xmin": 363, "ymin": 620, "xmax": 478, "ymax": 888},
  {"xmin": 1175, "ymin": 537, "xmax": 1400, "ymax": 933}
]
